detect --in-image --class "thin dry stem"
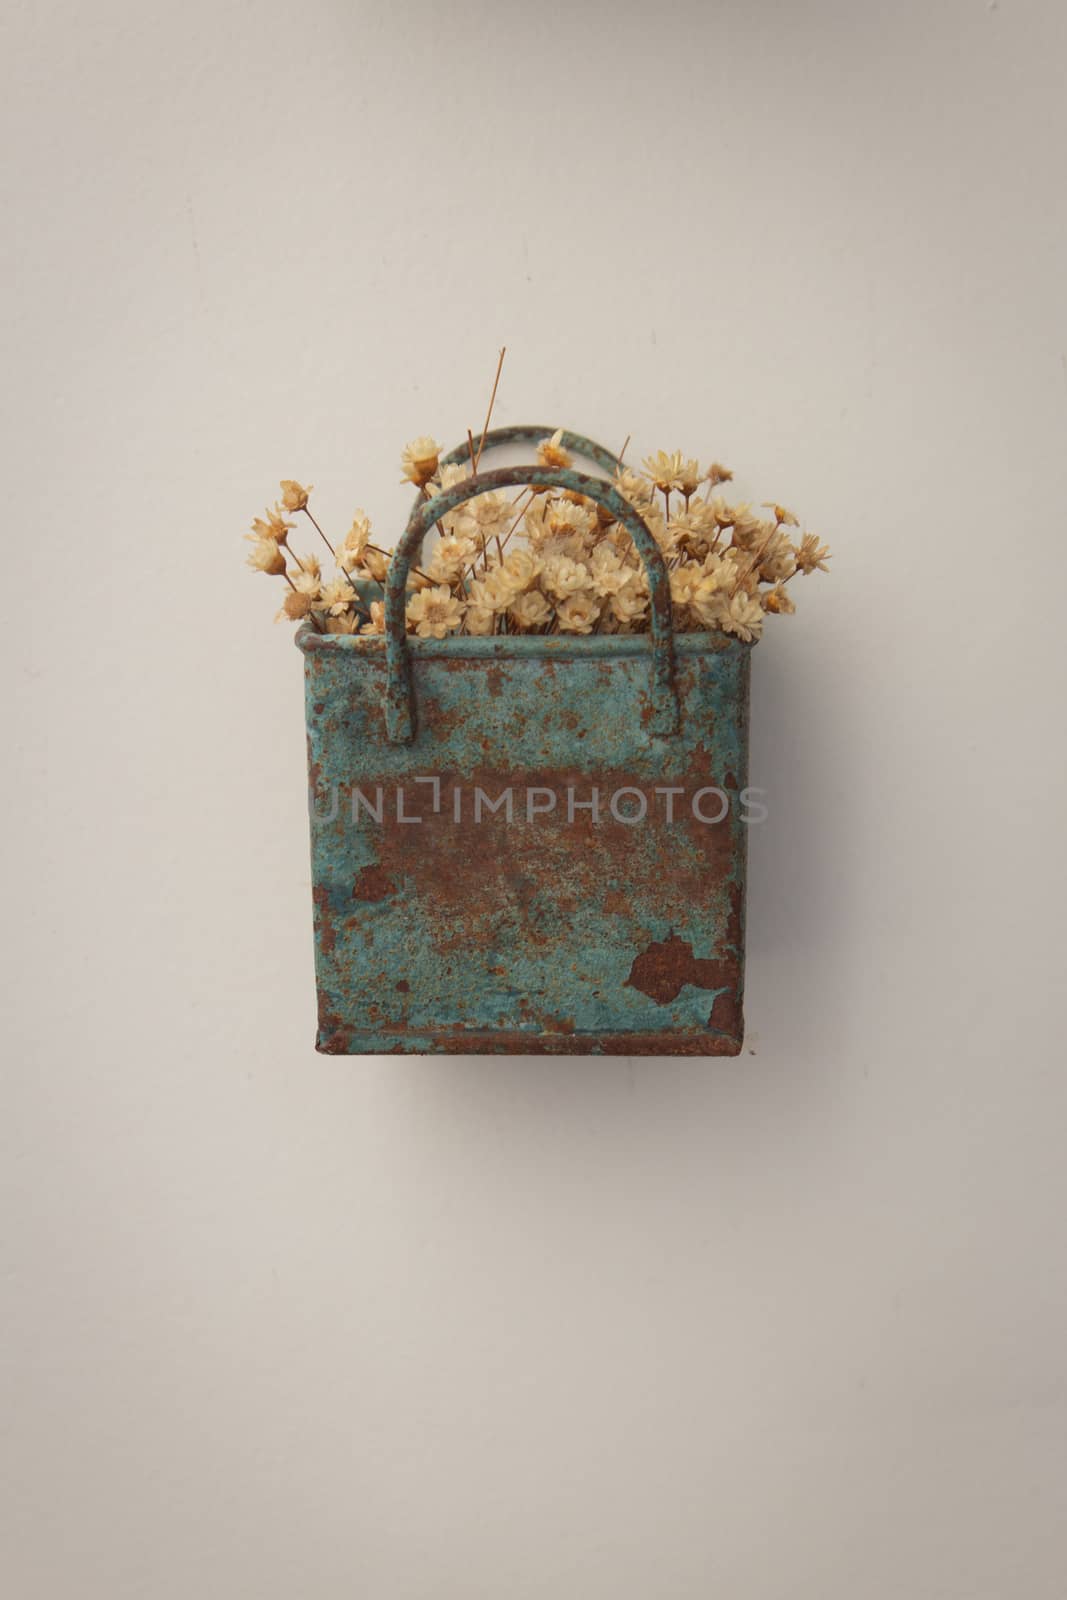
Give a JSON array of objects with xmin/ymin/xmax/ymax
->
[
  {"xmin": 473, "ymin": 347, "xmax": 506, "ymax": 472},
  {"xmin": 301, "ymin": 506, "xmax": 335, "ymax": 558}
]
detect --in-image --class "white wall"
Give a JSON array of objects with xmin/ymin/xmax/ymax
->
[{"xmin": 4, "ymin": 2, "xmax": 1066, "ymax": 1595}]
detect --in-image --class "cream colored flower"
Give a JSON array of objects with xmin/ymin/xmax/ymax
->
[
  {"xmin": 757, "ymin": 529, "xmax": 797, "ymax": 583},
  {"xmin": 542, "ymin": 555, "xmax": 593, "ymax": 599},
  {"xmin": 669, "ymin": 564, "xmax": 702, "ymax": 608},
  {"xmin": 794, "ymin": 533, "xmax": 831, "ymax": 574},
  {"xmin": 642, "ymin": 450, "xmax": 684, "ymax": 493},
  {"xmin": 706, "ymin": 462, "xmax": 733, "ymax": 486},
  {"xmin": 730, "ymin": 507, "xmax": 770, "ymax": 549},
  {"xmin": 762, "ymin": 501, "xmax": 800, "ymax": 528},
  {"xmin": 721, "ymin": 590, "xmax": 765, "ymax": 642},
  {"xmin": 363, "ymin": 547, "xmax": 389, "ymax": 583},
  {"xmin": 343, "ymin": 511, "xmax": 372, "ymax": 560},
  {"xmin": 275, "ymin": 588, "xmax": 315, "ymax": 622},
  {"xmin": 406, "ymin": 584, "xmax": 464, "ymax": 638},
  {"xmin": 360, "ymin": 600, "xmax": 386, "ymax": 636},
  {"xmin": 435, "ymin": 534, "xmax": 477, "ymax": 570},
  {"xmin": 537, "ymin": 428, "xmax": 572, "ymax": 470},
  {"xmin": 522, "ymin": 497, "xmax": 552, "ymax": 546},
  {"xmin": 279, "ymin": 479, "xmax": 312, "ymax": 512},
  {"xmin": 642, "ymin": 450, "xmax": 700, "ymax": 496},
  {"xmin": 610, "ymin": 578, "xmax": 649, "ymax": 625},
  {"xmin": 462, "ymin": 489, "xmax": 514, "ymax": 541},
  {"xmin": 763, "ymin": 584, "xmax": 796, "ymax": 614},
  {"xmin": 473, "ymin": 566, "xmax": 515, "ymax": 608},
  {"xmin": 320, "ymin": 576, "xmax": 357, "ymax": 616},
  {"xmin": 509, "ymin": 589, "xmax": 553, "ymax": 628},
  {"xmin": 245, "ymin": 535, "xmax": 287, "ymax": 575},
  {"xmin": 546, "ymin": 498, "xmax": 597, "ymax": 541},
  {"xmin": 501, "ymin": 547, "xmax": 541, "ymax": 592},
  {"xmin": 438, "ymin": 460, "xmax": 471, "ymax": 490},
  {"xmin": 590, "ymin": 544, "xmax": 630, "ymax": 596},
  {"xmin": 464, "ymin": 606, "xmax": 495, "ymax": 636},
  {"xmin": 325, "ymin": 610, "xmax": 360, "ymax": 634},
  {"xmin": 400, "ymin": 436, "xmax": 442, "ymax": 488},
  {"xmin": 292, "ymin": 550, "xmax": 321, "ymax": 579},
  {"xmin": 615, "ymin": 467, "xmax": 655, "ymax": 509},
  {"xmin": 556, "ymin": 593, "xmax": 601, "ymax": 634},
  {"xmin": 252, "ymin": 506, "xmax": 294, "ymax": 546},
  {"xmin": 291, "ymin": 568, "xmax": 321, "ymax": 598}
]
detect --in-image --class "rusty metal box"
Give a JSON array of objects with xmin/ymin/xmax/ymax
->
[{"xmin": 298, "ymin": 439, "xmax": 750, "ymax": 1056}]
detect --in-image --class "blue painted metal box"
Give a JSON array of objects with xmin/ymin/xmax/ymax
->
[{"xmin": 298, "ymin": 434, "xmax": 750, "ymax": 1056}]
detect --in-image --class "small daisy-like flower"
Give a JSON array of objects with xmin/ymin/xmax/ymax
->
[
  {"xmin": 546, "ymin": 498, "xmax": 597, "ymax": 541},
  {"xmin": 667, "ymin": 504, "xmax": 716, "ymax": 557},
  {"xmin": 670, "ymin": 564, "xmax": 702, "ymax": 608},
  {"xmin": 509, "ymin": 590, "xmax": 553, "ymax": 628},
  {"xmin": 291, "ymin": 551, "xmax": 321, "ymax": 579},
  {"xmin": 610, "ymin": 578, "xmax": 649, "ymax": 624},
  {"xmin": 615, "ymin": 467, "xmax": 655, "ymax": 509},
  {"xmin": 758, "ymin": 529, "xmax": 797, "ymax": 583},
  {"xmin": 252, "ymin": 506, "xmax": 294, "ymax": 546},
  {"xmin": 590, "ymin": 545, "xmax": 630, "ymax": 596},
  {"xmin": 762, "ymin": 501, "xmax": 800, "ymax": 528},
  {"xmin": 461, "ymin": 489, "xmax": 514, "ymax": 542},
  {"xmin": 730, "ymin": 507, "xmax": 768, "ymax": 549},
  {"xmin": 400, "ymin": 436, "xmax": 442, "ymax": 488},
  {"xmin": 279, "ymin": 479, "xmax": 313, "ymax": 513},
  {"xmin": 642, "ymin": 450, "xmax": 700, "ymax": 496},
  {"xmin": 343, "ymin": 511, "xmax": 372, "ymax": 561},
  {"xmin": 537, "ymin": 428, "xmax": 572, "ymax": 470},
  {"xmin": 245, "ymin": 535, "xmax": 287, "ymax": 575},
  {"xmin": 763, "ymin": 585, "xmax": 796, "ymax": 614},
  {"xmin": 275, "ymin": 589, "xmax": 315, "ymax": 622},
  {"xmin": 360, "ymin": 600, "xmax": 386, "ymax": 636},
  {"xmin": 794, "ymin": 533, "xmax": 831, "ymax": 574},
  {"xmin": 464, "ymin": 605, "xmax": 495, "ymax": 636},
  {"xmin": 542, "ymin": 555, "xmax": 593, "ymax": 599},
  {"xmin": 706, "ymin": 462, "xmax": 733, "ymax": 487},
  {"xmin": 406, "ymin": 584, "xmax": 464, "ymax": 638},
  {"xmin": 434, "ymin": 534, "xmax": 477, "ymax": 570},
  {"xmin": 721, "ymin": 590, "xmax": 764, "ymax": 643},
  {"xmin": 556, "ymin": 592, "xmax": 601, "ymax": 634},
  {"xmin": 325, "ymin": 610, "xmax": 360, "ymax": 634},
  {"xmin": 363, "ymin": 548, "xmax": 389, "ymax": 583},
  {"xmin": 320, "ymin": 576, "xmax": 357, "ymax": 616},
  {"xmin": 291, "ymin": 568, "xmax": 321, "ymax": 598},
  {"xmin": 501, "ymin": 547, "xmax": 541, "ymax": 592}
]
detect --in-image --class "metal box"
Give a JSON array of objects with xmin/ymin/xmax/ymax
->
[{"xmin": 298, "ymin": 432, "xmax": 750, "ymax": 1056}]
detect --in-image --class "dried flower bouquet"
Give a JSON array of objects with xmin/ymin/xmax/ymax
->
[{"xmin": 245, "ymin": 363, "xmax": 829, "ymax": 646}]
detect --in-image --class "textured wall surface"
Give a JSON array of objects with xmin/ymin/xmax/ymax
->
[{"xmin": 3, "ymin": 2, "xmax": 1066, "ymax": 1596}]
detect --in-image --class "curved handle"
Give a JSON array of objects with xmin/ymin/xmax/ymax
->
[
  {"xmin": 409, "ymin": 427, "xmax": 624, "ymax": 522},
  {"xmin": 385, "ymin": 464, "xmax": 680, "ymax": 744},
  {"xmin": 441, "ymin": 425, "xmax": 624, "ymax": 475}
]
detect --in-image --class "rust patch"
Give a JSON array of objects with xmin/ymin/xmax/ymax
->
[
  {"xmin": 485, "ymin": 664, "xmax": 506, "ymax": 698},
  {"xmin": 708, "ymin": 989, "xmax": 741, "ymax": 1038},
  {"xmin": 625, "ymin": 933, "xmax": 733, "ymax": 1005},
  {"xmin": 312, "ymin": 885, "xmax": 336, "ymax": 953},
  {"xmin": 351, "ymin": 863, "xmax": 396, "ymax": 902}
]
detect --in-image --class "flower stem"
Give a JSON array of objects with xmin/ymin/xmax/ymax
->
[
  {"xmin": 472, "ymin": 347, "xmax": 506, "ymax": 472},
  {"xmin": 301, "ymin": 506, "xmax": 335, "ymax": 558}
]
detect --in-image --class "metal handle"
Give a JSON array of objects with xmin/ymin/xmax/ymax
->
[
  {"xmin": 385, "ymin": 464, "xmax": 680, "ymax": 744},
  {"xmin": 440, "ymin": 425, "xmax": 624, "ymax": 475},
  {"xmin": 407, "ymin": 427, "xmax": 624, "ymax": 521}
]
